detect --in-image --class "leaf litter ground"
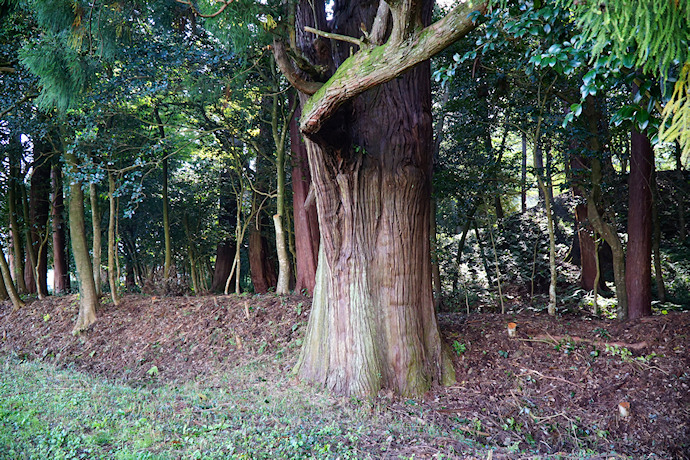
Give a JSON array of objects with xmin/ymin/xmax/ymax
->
[{"xmin": 1, "ymin": 294, "xmax": 688, "ymax": 459}]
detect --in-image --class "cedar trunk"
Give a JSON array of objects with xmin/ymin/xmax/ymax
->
[
  {"xmin": 51, "ymin": 162, "xmax": 70, "ymax": 293},
  {"xmin": 626, "ymin": 129, "xmax": 653, "ymax": 319},
  {"xmin": 294, "ymin": 0, "xmax": 453, "ymax": 396},
  {"xmin": 290, "ymin": 104, "xmax": 319, "ymax": 295}
]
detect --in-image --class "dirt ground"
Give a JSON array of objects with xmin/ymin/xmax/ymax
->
[{"xmin": 1, "ymin": 294, "xmax": 688, "ymax": 459}]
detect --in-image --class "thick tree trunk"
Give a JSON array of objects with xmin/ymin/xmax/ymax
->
[
  {"xmin": 107, "ymin": 172, "xmax": 120, "ymax": 305},
  {"xmin": 64, "ymin": 142, "xmax": 99, "ymax": 333},
  {"xmin": 295, "ymin": 0, "xmax": 454, "ymax": 396},
  {"xmin": 51, "ymin": 162, "xmax": 70, "ymax": 293},
  {"xmin": 90, "ymin": 182, "xmax": 102, "ymax": 296},
  {"xmin": 212, "ymin": 241, "xmax": 235, "ymax": 292},
  {"xmin": 29, "ymin": 146, "xmax": 51, "ymax": 298},
  {"xmin": 290, "ymin": 105, "xmax": 320, "ymax": 295},
  {"xmin": 626, "ymin": 128, "xmax": 653, "ymax": 319}
]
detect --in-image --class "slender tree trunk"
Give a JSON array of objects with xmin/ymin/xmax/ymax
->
[
  {"xmin": 90, "ymin": 182, "xmax": 102, "ymax": 296},
  {"xmin": 211, "ymin": 169, "xmax": 237, "ymax": 292},
  {"xmin": 51, "ymin": 162, "xmax": 70, "ymax": 293},
  {"xmin": 675, "ymin": 142, "xmax": 686, "ymax": 243},
  {"xmin": 8, "ymin": 149, "xmax": 27, "ymax": 293},
  {"xmin": 588, "ymin": 158, "xmax": 628, "ymax": 318},
  {"xmin": 626, "ymin": 127, "xmax": 653, "ymax": 319},
  {"xmin": 473, "ymin": 220, "xmax": 493, "ymax": 287},
  {"xmin": 272, "ymin": 81, "xmax": 292, "ymax": 296},
  {"xmin": 534, "ymin": 129, "xmax": 557, "ymax": 315},
  {"xmin": 107, "ymin": 172, "xmax": 119, "ymax": 305},
  {"xmin": 29, "ymin": 146, "xmax": 51, "ymax": 298},
  {"xmin": 0, "ymin": 263, "xmax": 7, "ymax": 301},
  {"xmin": 154, "ymin": 107, "xmax": 172, "ymax": 279},
  {"xmin": 651, "ymin": 169, "xmax": 666, "ymax": 303},
  {"xmin": 64, "ymin": 144, "xmax": 99, "ymax": 333},
  {"xmin": 20, "ymin": 180, "xmax": 37, "ymax": 294},
  {"xmin": 521, "ymin": 132, "xmax": 527, "ymax": 213},
  {"xmin": 290, "ymin": 103, "xmax": 320, "ymax": 295},
  {"xmin": 0, "ymin": 246, "xmax": 23, "ymax": 309},
  {"xmin": 452, "ymin": 207, "xmax": 475, "ymax": 291}
]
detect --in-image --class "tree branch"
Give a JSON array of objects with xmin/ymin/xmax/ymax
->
[
  {"xmin": 272, "ymin": 39, "xmax": 323, "ymax": 96},
  {"xmin": 299, "ymin": 1, "xmax": 488, "ymax": 136},
  {"xmin": 175, "ymin": 0, "xmax": 233, "ymax": 18},
  {"xmin": 304, "ymin": 26, "xmax": 362, "ymax": 48}
]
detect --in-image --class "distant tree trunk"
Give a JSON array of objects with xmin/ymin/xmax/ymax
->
[
  {"xmin": 452, "ymin": 207, "xmax": 475, "ymax": 291},
  {"xmin": 249, "ymin": 217, "xmax": 278, "ymax": 294},
  {"xmin": 474, "ymin": 220, "xmax": 493, "ymax": 287},
  {"xmin": 107, "ymin": 172, "xmax": 120, "ymax": 305},
  {"xmin": 63, "ymin": 143, "xmax": 99, "ymax": 333},
  {"xmin": 20, "ymin": 179, "xmax": 37, "ymax": 294},
  {"xmin": 626, "ymin": 127, "xmax": 653, "ymax": 319},
  {"xmin": 29, "ymin": 144, "xmax": 51, "ymax": 298},
  {"xmin": 588, "ymin": 158, "xmax": 628, "ymax": 319},
  {"xmin": 430, "ymin": 87, "xmax": 449, "ymax": 307},
  {"xmin": 290, "ymin": 104, "xmax": 320, "ymax": 295},
  {"xmin": 8, "ymin": 144, "xmax": 27, "ymax": 294},
  {"xmin": 651, "ymin": 168, "xmax": 666, "ymax": 303},
  {"xmin": 675, "ymin": 142, "xmax": 686, "ymax": 243},
  {"xmin": 182, "ymin": 212, "xmax": 199, "ymax": 294},
  {"xmin": 90, "ymin": 182, "xmax": 102, "ymax": 296},
  {"xmin": 521, "ymin": 132, "xmax": 527, "ymax": 213},
  {"xmin": 211, "ymin": 169, "xmax": 237, "ymax": 292},
  {"xmin": 154, "ymin": 107, "xmax": 172, "ymax": 280},
  {"xmin": 51, "ymin": 162, "xmax": 70, "ymax": 293},
  {"xmin": 270, "ymin": 77, "xmax": 293, "ymax": 296},
  {"xmin": 571, "ymin": 152, "xmax": 607, "ymax": 292}
]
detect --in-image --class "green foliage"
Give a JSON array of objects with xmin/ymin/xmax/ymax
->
[{"xmin": 452, "ymin": 340, "xmax": 467, "ymax": 355}]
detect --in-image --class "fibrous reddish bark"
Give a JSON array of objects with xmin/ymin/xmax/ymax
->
[
  {"xmin": 290, "ymin": 104, "xmax": 319, "ymax": 295},
  {"xmin": 626, "ymin": 128, "xmax": 653, "ymax": 319},
  {"xmin": 292, "ymin": 0, "xmax": 459, "ymax": 397},
  {"xmin": 248, "ymin": 218, "xmax": 277, "ymax": 294},
  {"xmin": 51, "ymin": 162, "xmax": 70, "ymax": 294}
]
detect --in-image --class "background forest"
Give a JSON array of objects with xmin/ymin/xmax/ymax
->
[{"xmin": 1, "ymin": 0, "xmax": 689, "ymax": 457}]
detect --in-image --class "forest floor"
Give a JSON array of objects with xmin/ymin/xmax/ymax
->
[{"xmin": 1, "ymin": 293, "xmax": 689, "ymax": 459}]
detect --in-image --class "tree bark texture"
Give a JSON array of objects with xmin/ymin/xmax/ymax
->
[
  {"xmin": 290, "ymin": 105, "xmax": 320, "ymax": 295},
  {"xmin": 29, "ymin": 144, "xmax": 51, "ymax": 298},
  {"xmin": 211, "ymin": 169, "xmax": 237, "ymax": 292},
  {"xmin": 21, "ymin": 183, "xmax": 37, "ymax": 294},
  {"xmin": 0, "ymin": 245, "xmax": 23, "ymax": 309},
  {"xmin": 107, "ymin": 172, "xmax": 120, "ymax": 305},
  {"xmin": 90, "ymin": 182, "xmax": 102, "ymax": 296},
  {"xmin": 294, "ymin": 0, "xmax": 454, "ymax": 397},
  {"xmin": 626, "ymin": 128, "xmax": 653, "ymax": 319},
  {"xmin": 8, "ymin": 143, "xmax": 27, "ymax": 294},
  {"xmin": 248, "ymin": 215, "xmax": 278, "ymax": 294},
  {"xmin": 64, "ymin": 145, "xmax": 99, "ymax": 333},
  {"xmin": 51, "ymin": 162, "xmax": 70, "ymax": 293}
]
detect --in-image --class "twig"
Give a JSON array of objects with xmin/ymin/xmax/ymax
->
[
  {"xmin": 175, "ymin": 0, "xmax": 233, "ymax": 18},
  {"xmin": 304, "ymin": 26, "xmax": 362, "ymax": 47},
  {"xmin": 519, "ymin": 368, "xmax": 585, "ymax": 389}
]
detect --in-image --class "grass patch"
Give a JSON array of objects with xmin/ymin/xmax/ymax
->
[{"xmin": 0, "ymin": 356, "xmax": 483, "ymax": 459}]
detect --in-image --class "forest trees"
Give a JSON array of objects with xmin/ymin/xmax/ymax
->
[{"xmin": 2, "ymin": 0, "xmax": 687, "ymax": 397}]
